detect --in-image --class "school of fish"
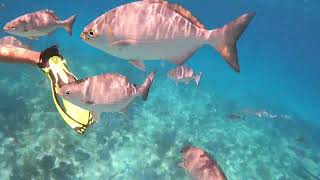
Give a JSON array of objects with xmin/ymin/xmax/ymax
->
[{"xmin": 0, "ymin": 0, "xmax": 256, "ymax": 179}]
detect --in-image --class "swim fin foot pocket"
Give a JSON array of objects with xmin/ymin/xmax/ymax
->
[
  {"xmin": 40, "ymin": 46, "xmax": 96, "ymax": 134},
  {"xmin": 38, "ymin": 45, "xmax": 63, "ymax": 68}
]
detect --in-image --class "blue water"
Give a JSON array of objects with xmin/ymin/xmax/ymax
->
[{"xmin": 0, "ymin": 0, "xmax": 319, "ymax": 179}]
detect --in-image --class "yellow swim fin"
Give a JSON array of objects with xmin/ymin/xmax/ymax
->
[{"xmin": 41, "ymin": 56, "xmax": 95, "ymax": 134}]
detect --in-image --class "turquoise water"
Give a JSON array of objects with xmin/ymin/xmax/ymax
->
[{"xmin": 0, "ymin": 0, "xmax": 319, "ymax": 179}]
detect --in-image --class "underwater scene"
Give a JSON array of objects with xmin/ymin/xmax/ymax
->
[{"xmin": 0, "ymin": 0, "xmax": 319, "ymax": 179}]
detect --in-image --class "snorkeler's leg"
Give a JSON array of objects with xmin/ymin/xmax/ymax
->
[
  {"xmin": 38, "ymin": 45, "xmax": 63, "ymax": 68},
  {"xmin": 0, "ymin": 44, "xmax": 40, "ymax": 66}
]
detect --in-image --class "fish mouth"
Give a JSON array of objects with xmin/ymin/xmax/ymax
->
[
  {"xmin": 179, "ymin": 158, "xmax": 187, "ymax": 169},
  {"xmin": 181, "ymin": 146, "xmax": 192, "ymax": 153},
  {"xmin": 178, "ymin": 162, "xmax": 185, "ymax": 168},
  {"xmin": 80, "ymin": 32, "xmax": 87, "ymax": 40},
  {"xmin": 3, "ymin": 25, "xmax": 9, "ymax": 31}
]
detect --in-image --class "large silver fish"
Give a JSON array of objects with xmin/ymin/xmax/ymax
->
[
  {"xmin": 0, "ymin": 36, "xmax": 30, "ymax": 49},
  {"xmin": 58, "ymin": 72, "xmax": 155, "ymax": 120},
  {"xmin": 167, "ymin": 66, "xmax": 202, "ymax": 86},
  {"xmin": 81, "ymin": 0, "xmax": 255, "ymax": 72},
  {"xmin": 180, "ymin": 146, "xmax": 227, "ymax": 180},
  {"xmin": 3, "ymin": 9, "xmax": 77, "ymax": 39}
]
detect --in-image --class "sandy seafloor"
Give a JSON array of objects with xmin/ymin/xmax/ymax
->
[
  {"xmin": 0, "ymin": 0, "xmax": 320, "ymax": 179},
  {"xmin": 0, "ymin": 62, "xmax": 319, "ymax": 180}
]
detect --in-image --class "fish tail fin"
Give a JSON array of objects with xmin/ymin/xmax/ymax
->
[
  {"xmin": 140, "ymin": 71, "xmax": 155, "ymax": 101},
  {"xmin": 195, "ymin": 72, "xmax": 202, "ymax": 87},
  {"xmin": 61, "ymin": 15, "xmax": 77, "ymax": 36},
  {"xmin": 208, "ymin": 12, "xmax": 255, "ymax": 72}
]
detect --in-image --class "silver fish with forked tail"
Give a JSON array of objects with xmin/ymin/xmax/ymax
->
[
  {"xmin": 3, "ymin": 9, "xmax": 77, "ymax": 40},
  {"xmin": 81, "ymin": 0, "xmax": 255, "ymax": 72},
  {"xmin": 167, "ymin": 66, "xmax": 202, "ymax": 86},
  {"xmin": 180, "ymin": 146, "xmax": 227, "ymax": 180},
  {"xmin": 58, "ymin": 72, "xmax": 155, "ymax": 121}
]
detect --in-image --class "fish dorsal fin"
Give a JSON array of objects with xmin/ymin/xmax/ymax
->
[
  {"xmin": 143, "ymin": 0, "xmax": 205, "ymax": 29},
  {"xmin": 40, "ymin": 9, "xmax": 59, "ymax": 20},
  {"xmin": 167, "ymin": 3, "xmax": 205, "ymax": 29}
]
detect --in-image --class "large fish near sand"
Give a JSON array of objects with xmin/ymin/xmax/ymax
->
[
  {"xmin": 180, "ymin": 146, "xmax": 227, "ymax": 180},
  {"xmin": 58, "ymin": 72, "xmax": 155, "ymax": 120},
  {"xmin": 167, "ymin": 66, "xmax": 202, "ymax": 86},
  {"xmin": 81, "ymin": 0, "xmax": 255, "ymax": 72},
  {"xmin": 3, "ymin": 9, "xmax": 77, "ymax": 39},
  {"xmin": 0, "ymin": 36, "xmax": 30, "ymax": 49}
]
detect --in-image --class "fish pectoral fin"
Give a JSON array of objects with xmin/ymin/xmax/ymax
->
[
  {"xmin": 129, "ymin": 59, "xmax": 146, "ymax": 71},
  {"xmin": 85, "ymin": 100, "xmax": 95, "ymax": 105},
  {"xmin": 23, "ymin": 26, "xmax": 30, "ymax": 32},
  {"xmin": 111, "ymin": 39, "xmax": 137, "ymax": 47},
  {"xmin": 81, "ymin": 98, "xmax": 95, "ymax": 105}
]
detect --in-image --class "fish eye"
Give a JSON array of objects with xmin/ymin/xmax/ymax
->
[
  {"xmin": 88, "ymin": 30, "xmax": 95, "ymax": 37},
  {"xmin": 11, "ymin": 26, "xmax": 15, "ymax": 30},
  {"xmin": 65, "ymin": 91, "xmax": 71, "ymax": 96}
]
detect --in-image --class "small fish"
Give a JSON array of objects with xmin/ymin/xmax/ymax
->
[
  {"xmin": 281, "ymin": 114, "xmax": 292, "ymax": 120},
  {"xmin": 58, "ymin": 72, "xmax": 155, "ymax": 121},
  {"xmin": 81, "ymin": 0, "xmax": 255, "ymax": 72},
  {"xmin": 0, "ymin": 36, "xmax": 30, "ymax": 49},
  {"xmin": 226, "ymin": 113, "xmax": 245, "ymax": 121},
  {"xmin": 167, "ymin": 66, "xmax": 202, "ymax": 86},
  {"xmin": 180, "ymin": 146, "xmax": 227, "ymax": 180},
  {"xmin": 3, "ymin": 9, "xmax": 77, "ymax": 39}
]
